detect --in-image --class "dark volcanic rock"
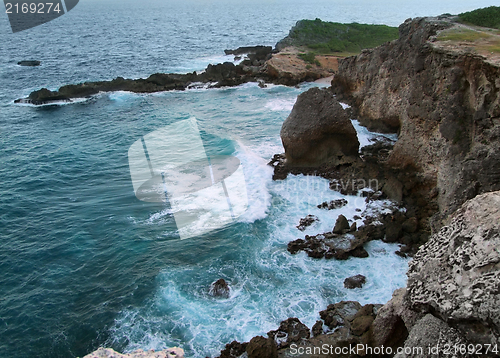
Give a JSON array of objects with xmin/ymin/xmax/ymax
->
[
  {"xmin": 296, "ymin": 214, "xmax": 319, "ymax": 231},
  {"xmin": 280, "ymin": 87, "xmax": 359, "ymax": 167},
  {"xmin": 217, "ymin": 340, "xmax": 248, "ymax": 358},
  {"xmin": 288, "ymin": 230, "xmax": 369, "ymax": 260},
  {"xmin": 317, "ymin": 198, "xmax": 348, "ymax": 210},
  {"xmin": 224, "ymin": 45, "xmax": 272, "ymax": 59},
  {"xmin": 267, "ymin": 317, "xmax": 310, "ymax": 348},
  {"xmin": 246, "ymin": 336, "xmax": 277, "ymax": 358},
  {"xmin": 319, "ymin": 301, "xmax": 362, "ymax": 330},
  {"xmin": 312, "ymin": 320, "xmax": 324, "ymax": 337},
  {"xmin": 332, "ymin": 214, "xmax": 350, "ymax": 234},
  {"xmin": 18, "ymin": 60, "xmax": 40, "ymax": 66},
  {"xmin": 344, "ymin": 274, "xmax": 366, "ymax": 289},
  {"xmin": 209, "ymin": 278, "xmax": 230, "ymax": 298}
]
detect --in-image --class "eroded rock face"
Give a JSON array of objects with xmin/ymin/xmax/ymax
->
[
  {"xmin": 280, "ymin": 87, "xmax": 359, "ymax": 167},
  {"xmin": 406, "ymin": 190, "xmax": 500, "ymax": 345},
  {"xmin": 394, "ymin": 314, "xmax": 471, "ymax": 358},
  {"xmin": 331, "ymin": 17, "xmax": 500, "ymax": 229}
]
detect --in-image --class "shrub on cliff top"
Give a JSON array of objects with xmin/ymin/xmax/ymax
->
[
  {"xmin": 458, "ymin": 6, "xmax": 500, "ymax": 29},
  {"xmin": 276, "ymin": 18, "xmax": 399, "ymax": 55}
]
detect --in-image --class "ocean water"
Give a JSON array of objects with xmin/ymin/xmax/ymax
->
[{"xmin": 0, "ymin": 1, "xmax": 498, "ymax": 357}]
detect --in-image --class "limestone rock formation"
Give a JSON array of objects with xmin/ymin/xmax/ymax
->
[
  {"xmin": 331, "ymin": 17, "xmax": 500, "ymax": 229},
  {"xmin": 394, "ymin": 314, "xmax": 471, "ymax": 358},
  {"xmin": 406, "ymin": 190, "xmax": 500, "ymax": 345},
  {"xmin": 280, "ymin": 87, "xmax": 359, "ymax": 167}
]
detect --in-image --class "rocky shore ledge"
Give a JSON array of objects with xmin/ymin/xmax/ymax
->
[{"xmin": 14, "ymin": 45, "xmax": 337, "ymax": 106}]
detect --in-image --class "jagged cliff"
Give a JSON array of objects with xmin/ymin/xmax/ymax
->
[{"xmin": 331, "ymin": 16, "xmax": 500, "ymax": 231}]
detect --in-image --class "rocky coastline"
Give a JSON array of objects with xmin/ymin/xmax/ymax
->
[
  {"xmin": 253, "ymin": 15, "xmax": 499, "ymax": 358},
  {"xmin": 79, "ymin": 15, "xmax": 500, "ymax": 358},
  {"xmin": 14, "ymin": 45, "xmax": 337, "ymax": 106}
]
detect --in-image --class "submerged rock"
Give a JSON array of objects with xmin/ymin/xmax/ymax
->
[
  {"xmin": 317, "ymin": 198, "xmax": 348, "ymax": 210},
  {"xmin": 344, "ymin": 274, "xmax": 366, "ymax": 289},
  {"xmin": 296, "ymin": 214, "xmax": 319, "ymax": 231},
  {"xmin": 17, "ymin": 60, "xmax": 40, "ymax": 66},
  {"xmin": 209, "ymin": 278, "xmax": 230, "ymax": 298},
  {"xmin": 280, "ymin": 87, "xmax": 359, "ymax": 167}
]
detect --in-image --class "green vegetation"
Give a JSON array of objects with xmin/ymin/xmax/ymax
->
[
  {"xmin": 438, "ymin": 28, "xmax": 491, "ymax": 42},
  {"xmin": 298, "ymin": 52, "xmax": 321, "ymax": 66},
  {"xmin": 458, "ymin": 6, "xmax": 500, "ymax": 29},
  {"xmin": 277, "ymin": 19, "xmax": 399, "ymax": 55}
]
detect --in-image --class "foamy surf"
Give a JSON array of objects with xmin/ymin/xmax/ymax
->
[{"xmin": 108, "ymin": 81, "xmax": 409, "ymax": 358}]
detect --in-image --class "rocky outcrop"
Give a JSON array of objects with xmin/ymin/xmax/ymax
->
[
  {"xmin": 405, "ymin": 190, "xmax": 500, "ymax": 345},
  {"xmin": 280, "ymin": 87, "xmax": 359, "ymax": 167},
  {"xmin": 209, "ymin": 278, "xmax": 230, "ymax": 298},
  {"xmin": 15, "ymin": 46, "xmax": 335, "ymax": 105},
  {"xmin": 246, "ymin": 336, "xmax": 278, "ymax": 358},
  {"xmin": 331, "ymin": 17, "xmax": 500, "ymax": 230},
  {"xmin": 317, "ymin": 198, "xmax": 348, "ymax": 210},
  {"xmin": 344, "ymin": 274, "xmax": 366, "ymax": 289},
  {"xmin": 296, "ymin": 215, "xmax": 319, "ymax": 231},
  {"xmin": 268, "ymin": 318, "xmax": 310, "ymax": 348}
]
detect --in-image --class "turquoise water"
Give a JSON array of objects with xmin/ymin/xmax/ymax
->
[{"xmin": 1, "ymin": 1, "xmax": 498, "ymax": 357}]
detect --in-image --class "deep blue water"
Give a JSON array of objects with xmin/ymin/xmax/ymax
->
[{"xmin": 0, "ymin": 1, "xmax": 498, "ymax": 357}]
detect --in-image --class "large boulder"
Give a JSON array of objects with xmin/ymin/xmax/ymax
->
[
  {"xmin": 280, "ymin": 87, "xmax": 359, "ymax": 167},
  {"xmin": 246, "ymin": 336, "xmax": 277, "ymax": 358},
  {"xmin": 406, "ymin": 190, "xmax": 500, "ymax": 345}
]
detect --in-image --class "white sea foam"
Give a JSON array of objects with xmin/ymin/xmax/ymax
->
[
  {"xmin": 340, "ymin": 102, "xmax": 351, "ymax": 109},
  {"xmin": 264, "ymin": 98, "xmax": 296, "ymax": 112},
  {"xmin": 111, "ymin": 81, "xmax": 409, "ymax": 358},
  {"xmin": 12, "ymin": 96, "xmax": 93, "ymax": 107},
  {"xmin": 352, "ymin": 119, "xmax": 398, "ymax": 149}
]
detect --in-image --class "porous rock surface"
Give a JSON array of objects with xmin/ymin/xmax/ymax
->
[
  {"xmin": 406, "ymin": 190, "xmax": 500, "ymax": 345},
  {"xmin": 280, "ymin": 87, "xmax": 359, "ymax": 167}
]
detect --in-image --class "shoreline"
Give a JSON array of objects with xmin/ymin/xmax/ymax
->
[{"xmin": 14, "ymin": 46, "xmax": 340, "ymax": 106}]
